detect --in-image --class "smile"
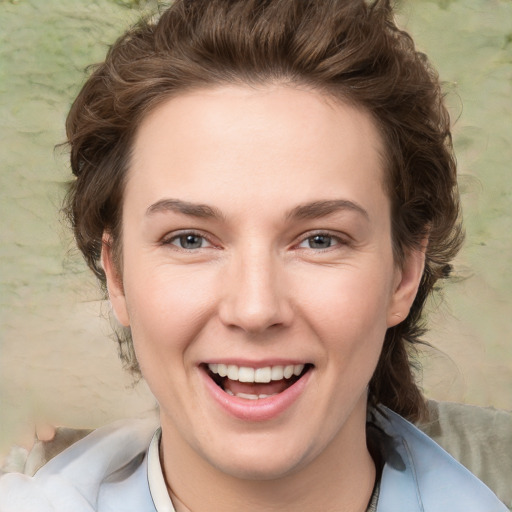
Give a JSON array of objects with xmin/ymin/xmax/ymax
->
[{"xmin": 206, "ymin": 363, "xmax": 311, "ymax": 401}]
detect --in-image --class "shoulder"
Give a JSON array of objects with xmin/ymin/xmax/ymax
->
[
  {"xmin": 418, "ymin": 400, "xmax": 512, "ymax": 510},
  {"xmin": 374, "ymin": 405, "xmax": 510, "ymax": 512},
  {"xmin": 0, "ymin": 418, "xmax": 158, "ymax": 512}
]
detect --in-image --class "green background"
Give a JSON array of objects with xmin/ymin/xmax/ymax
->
[{"xmin": 1, "ymin": 0, "xmax": 511, "ymax": 455}]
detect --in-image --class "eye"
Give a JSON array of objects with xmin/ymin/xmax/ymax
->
[
  {"xmin": 298, "ymin": 233, "xmax": 342, "ymax": 250},
  {"xmin": 165, "ymin": 232, "xmax": 212, "ymax": 250}
]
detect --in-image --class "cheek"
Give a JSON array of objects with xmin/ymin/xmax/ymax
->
[
  {"xmin": 291, "ymin": 261, "xmax": 395, "ymax": 382},
  {"xmin": 295, "ymin": 264, "xmax": 394, "ymax": 333},
  {"xmin": 122, "ymin": 262, "xmax": 219, "ymax": 355}
]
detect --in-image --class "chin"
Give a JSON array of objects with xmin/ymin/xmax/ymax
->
[
  {"xmin": 202, "ymin": 433, "xmax": 316, "ymax": 481},
  {"xmin": 214, "ymin": 455, "xmax": 305, "ymax": 481}
]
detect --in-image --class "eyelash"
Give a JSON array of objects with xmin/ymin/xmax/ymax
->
[
  {"xmin": 295, "ymin": 231, "xmax": 349, "ymax": 251},
  {"xmin": 161, "ymin": 230, "xmax": 215, "ymax": 251},
  {"xmin": 161, "ymin": 230, "xmax": 349, "ymax": 252}
]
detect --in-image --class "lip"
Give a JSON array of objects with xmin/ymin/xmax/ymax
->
[
  {"xmin": 200, "ymin": 362, "xmax": 312, "ymax": 422},
  {"xmin": 204, "ymin": 358, "xmax": 308, "ymax": 368}
]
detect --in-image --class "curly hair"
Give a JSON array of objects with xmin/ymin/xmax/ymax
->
[{"xmin": 64, "ymin": 0, "xmax": 463, "ymax": 422}]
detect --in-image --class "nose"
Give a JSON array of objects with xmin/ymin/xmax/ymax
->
[{"xmin": 218, "ymin": 246, "xmax": 293, "ymax": 334}]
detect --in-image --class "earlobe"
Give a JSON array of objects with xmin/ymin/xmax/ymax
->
[
  {"xmin": 387, "ymin": 245, "xmax": 426, "ymax": 328},
  {"xmin": 101, "ymin": 235, "xmax": 130, "ymax": 327}
]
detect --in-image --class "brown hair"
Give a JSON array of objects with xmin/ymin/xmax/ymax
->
[{"xmin": 64, "ymin": 0, "xmax": 463, "ymax": 422}]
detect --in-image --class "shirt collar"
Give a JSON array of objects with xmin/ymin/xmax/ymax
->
[
  {"xmin": 147, "ymin": 428, "xmax": 176, "ymax": 512},
  {"xmin": 374, "ymin": 406, "xmax": 507, "ymax": 512},
  {"xmin": 146, "ymin": 409, "xmax": 506, "ymax": 512}
]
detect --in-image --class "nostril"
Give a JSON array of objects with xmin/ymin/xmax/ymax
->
[{"xmin": 217, "ymin": 266, "xmax": 293, "ymax": 333}]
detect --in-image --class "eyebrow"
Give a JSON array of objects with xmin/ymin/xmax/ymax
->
[
  {"xmin": 146, "ymin": 199, "xmax": 224, "ymax": 220},
  {"xmin": 286, "ymin": 199, "xmax": 369, "ymax": 221},
  {"xmin": 146, "ymin": 198, "xmax": 368, "ymax": 222}
]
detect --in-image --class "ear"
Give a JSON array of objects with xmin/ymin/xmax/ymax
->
[
  {"xmin": 387, "ymin": 244, "xmax": 426, "ymax": 328},
  {"xmin": 101, "ymin": 235, "xmax": 130, "ymax": 327}
]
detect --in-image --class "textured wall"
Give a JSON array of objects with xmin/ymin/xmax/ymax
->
[
  {"xmin": 398, "ymin": 0, "xmax": 512, "ymax": 408},
  {"xmin": 1, "ymin": 0, "xmax": 511, "ymax": 456}
]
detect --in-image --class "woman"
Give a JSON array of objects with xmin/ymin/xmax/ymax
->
[{"xmin": 0, "ymin": 0, "xmax": 508, "ymax": 510}]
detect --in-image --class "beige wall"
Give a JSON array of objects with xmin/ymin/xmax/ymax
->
[{"xmin": 1, "ymin": 0, "xmax": 511, "ymax": 456}]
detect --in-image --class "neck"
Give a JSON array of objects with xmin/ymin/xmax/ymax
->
[{"xmin": 159, "ymin": 407, "xmax": 376, "ymax": 512}]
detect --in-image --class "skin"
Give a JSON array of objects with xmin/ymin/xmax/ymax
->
[{"xmin": 102, "ymin": 85, "xmax": 425, "ymax": 512}]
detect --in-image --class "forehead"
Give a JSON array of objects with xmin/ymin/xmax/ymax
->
[{"xmin": 127, "ymin": 85, "xmax": 388, "ymax": 220}]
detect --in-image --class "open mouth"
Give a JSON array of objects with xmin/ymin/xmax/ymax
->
[{"xmin": 205, "ymin": 363, "xmax": 313, "ymax": 400}]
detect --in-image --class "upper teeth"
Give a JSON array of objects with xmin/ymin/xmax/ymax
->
[{"xmin": 208, "ymin": 363, "xmax": 305, "ymax": 383}]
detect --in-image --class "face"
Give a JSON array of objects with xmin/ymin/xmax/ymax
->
[{"xmin": 103, "ymin": 85, "xmax": 423, "ymax": 481}]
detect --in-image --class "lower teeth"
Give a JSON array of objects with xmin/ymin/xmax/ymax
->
[{"xmin": 225, "ymin": 390, "xmax": 277, "ymax": 400}]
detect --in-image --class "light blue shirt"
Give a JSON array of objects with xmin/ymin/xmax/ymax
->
[{"xmin": 0, "ymin": 408, "xmax": 507, "ymax": 511}]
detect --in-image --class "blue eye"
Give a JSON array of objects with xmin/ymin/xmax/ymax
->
[
  {"xmin": 170, "ymin": 233, "xmax": 208, "ymax": 250},
  {"xmin": 308, "ymin": 235, "xmax": 332, "ymax": 249},
  {"xmin": 302, "ymin": 234, "xmax": 336, "ymax": 249}
]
